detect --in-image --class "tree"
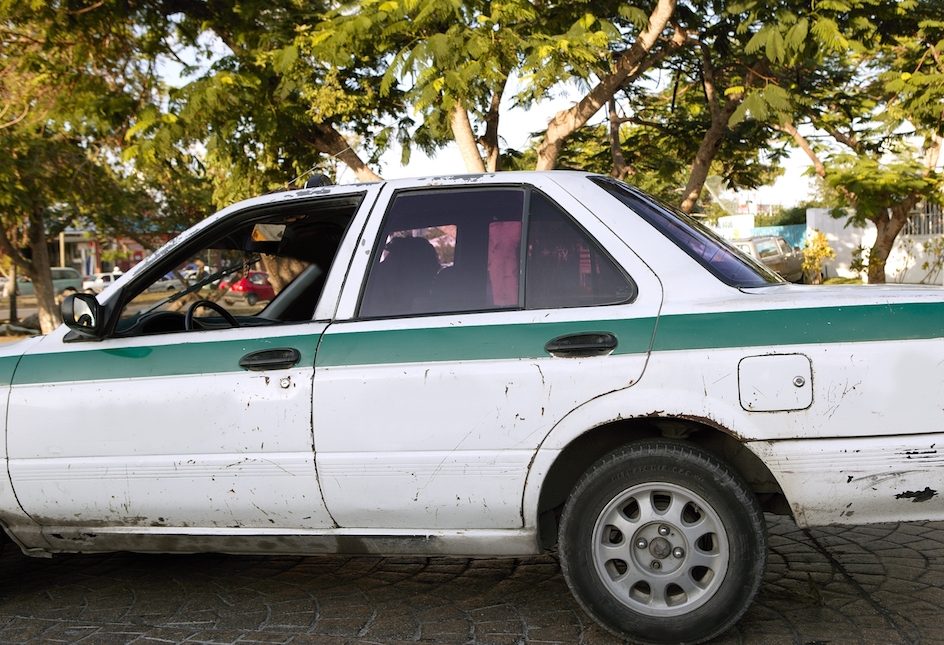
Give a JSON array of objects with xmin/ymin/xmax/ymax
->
[
  {"xmin": 0, "ymin": 7, "xmax": 162, "ymax": 332},
  {"xmin": 777, "ymin": 2, "xmax": 943, "ymax": 282},
  {"xmin": 305, "ymin": 0, "xmax": 551, "ymax": 173},
  {"xmin": 647, "ymin": 0, "xmax": 894, "ymax": 213},
  {"xmin": 531, "ymin": 0, "xmax": 685, "ymax": 171},
  {"xmin": 125, "ymin": 1, "xmax": 389, "ymax": 204},
  {"xmin": 306, "ymin": 1, "xmax": 696, "ymax": 174}
]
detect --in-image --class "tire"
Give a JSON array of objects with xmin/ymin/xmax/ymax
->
[
  {"xmin": 558, "ymin": 440, "xmax": 766, "ymax": 645},
  {"xmin": 246, "ymin": 293, "xmax": 258, "ymax": 306}
]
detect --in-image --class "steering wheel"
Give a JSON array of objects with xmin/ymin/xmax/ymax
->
[{"xmin": 184, "ymin": 299, "xmax": 240, "ymax": 331}]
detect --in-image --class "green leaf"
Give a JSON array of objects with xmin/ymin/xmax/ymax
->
[
  {"xmin": 816, "ymin": 0, "xmax": 851, "ymax": 10},
  {"xmin": 745, "ymin": 26, "xmax": 769, "ymax": 55},
  {"xmin": 617, "ymin": 5, "xmax": 649, "ymax": 29},
  {"xmin": 272, "ymin": 45, "xmax": 298, "ymax": 74},
  {"xmin": 728, "ymin": 101, "xmax": 750, "ymax": 127},
  {"xmin": 810, "ymin": 17, "xmax": 849, "ymax": 52},
  {"xmin": 743, "ymin": 91, "xmax": 769, "ymax": 121},
  {"xmin": 785, "ymin": 18, "xmax": 808, "ymax": 51},
  {"xmin": 763, "ymin": 84, "xmax": 791, "ymax": 111},
  {"xmin": 765, "ymin": 28, "xmax": 785, "ymax": 63}
]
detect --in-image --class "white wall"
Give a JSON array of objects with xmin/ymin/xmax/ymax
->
[
  {"xmin": 807, "ymin": 208, "xmax": 944, "ymax": 284},
  {"xmin": 714, "ymin": 214, "xmax": 755, "ymax": 240}
]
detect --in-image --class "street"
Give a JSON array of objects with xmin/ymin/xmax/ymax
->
[{"xmin": 0, "ymin": 516, "xmax": 940, "ymax": 644}]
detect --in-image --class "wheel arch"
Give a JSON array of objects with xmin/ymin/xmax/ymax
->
[{"xmin": 529, "ymin": 415, "xmax": 790, "ymax": 549}]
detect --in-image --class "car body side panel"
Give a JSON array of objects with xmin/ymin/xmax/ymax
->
[{"xmin": 315, "ymin": 325, "xmax": 654, "ymax": 528}]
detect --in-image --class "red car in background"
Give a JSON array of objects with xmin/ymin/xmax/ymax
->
[{"xmin": 220, "ymin": 271, "xmax": 275, "ymax": 306}]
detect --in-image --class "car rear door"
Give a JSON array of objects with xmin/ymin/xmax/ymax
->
[{"xmin": 312, "ymin": 176, "xmax": 663, "ymax": 530}]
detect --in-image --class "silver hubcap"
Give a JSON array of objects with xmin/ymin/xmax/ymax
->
[{"xmin": 591, "ymin": 482, "xmax": 729, "ymax": 617}]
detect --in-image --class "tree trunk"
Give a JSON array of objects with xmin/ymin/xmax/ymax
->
[
  {"xmin": 451, "ymin": 101, "xmax": 486, "ymax": 173},
  {"xmin": 534, "ymin": 0, "xmax": 677, "ymax": 170},
  {"xmin": 27, "ymin": 210, "xmax": 61, "ymax": 333},
  {"xmin": 608, "ymin": 98, "xmax": 629, "ymax": 179},
  {"xmin": 678, "ymin": 107, "xmax": 735, "ymax": 213},
  {"xmin": 480, "ymin": 83, "xmax": 505, "ymax": 172},
  {"xmin": 308, "ymin": 123, "xmax": 382, "ymax": 182},
  {"xmin": 8, "ymin": 263, "xmax": 17, "ymax": 323},
  {"xmin": 867, "ymin": 200, "xmax": 917, "ymax": 284},
  {"xmin": 678, "ymin": 49, "xmax": 750, "ymax": 213}
]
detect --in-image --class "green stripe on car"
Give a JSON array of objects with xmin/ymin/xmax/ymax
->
[
  {"xmin": 12, "ymin": 335, "xmax": 320, "ymax": 385},
  {"xmin": 317, "ymin": 302, "xmax": 944, "ymax": 367},
  {"xmin": 9, "ymin": 302, "xmax": 944, "ymax": 384}
]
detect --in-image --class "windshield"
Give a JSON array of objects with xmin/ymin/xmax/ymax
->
[{"xmin": 590, "ymin": 178, "xmax": 783, "ymax": 287}]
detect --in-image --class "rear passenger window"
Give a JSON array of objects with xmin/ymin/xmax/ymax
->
[{"xmin": 358, "ymin": 187, "xmax": 633, "ymax": 318}]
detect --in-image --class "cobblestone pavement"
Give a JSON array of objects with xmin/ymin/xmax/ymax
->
[{"xmin": 0, "ymin": 516, "xmax": 942, "ymax": 644}]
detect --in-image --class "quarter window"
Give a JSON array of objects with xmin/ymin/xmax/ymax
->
[{"xmin": 526, "ymin": 193, "xmax": 634, "ymax": 309}]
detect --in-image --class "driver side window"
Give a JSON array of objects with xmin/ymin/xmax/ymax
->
[{"xmin": 115, "ymin": 198, "xmax": 359, "ymax": 337}]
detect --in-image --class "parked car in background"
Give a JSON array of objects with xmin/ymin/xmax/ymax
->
[
  {"xmin": 5, "ymin": 172, "xmax": 944, "ymax": 645},
  {"xmin": 82, "ymin": 272, "xmax": 122, "ymax": 294},
  {"xmin": 734, "ymin": 235, "xmax": 804, "ymax": 282},
  {"xmin": 146, "ymin": 273, "xmax": 185, "ymax": 292},
  {"xmin": 15, "ymin": 266, "xmax": 82, "ymax": 297},
  {"xmin": 220, "ymin": 271, "xmax": 275, "ymax": 306}
]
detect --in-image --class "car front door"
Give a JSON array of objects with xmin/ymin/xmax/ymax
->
[
  {"xmin": 6, "ymin": 188, "xmax": 376, "ymax": 546},
  {"xmin": 312, "ymin": 177, "xmax": 663, "ymax": 531}
]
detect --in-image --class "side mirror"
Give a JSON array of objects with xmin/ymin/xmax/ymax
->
[{"xmin": 62, "ymin": 293, "xmax": 104, "ymax": 339}]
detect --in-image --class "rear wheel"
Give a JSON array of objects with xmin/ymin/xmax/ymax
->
[
  {"xmin": 558, "ymin": 440, "xmax": 766, "ymax": 644},
  {"xmin": 246, "ymin": 292, "xmax": 258, "ymax": 306}
]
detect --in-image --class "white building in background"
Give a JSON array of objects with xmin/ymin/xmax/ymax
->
[{"xmin": 809, "ymin": 202, "xmax": 944, "ymax": 284}]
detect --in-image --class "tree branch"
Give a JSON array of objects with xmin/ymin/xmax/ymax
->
[
  {"xmin": 534, "ymin": 0, "xmax": 678, "ymax": 170},
  {"xmin": 478, "ymin": 75, "xmax": 508, "ymax": 172},
  {"xmin": 0, "ymin": 227, "xmax": 30, "ymax": 273},
  {"xmin": 778, "ymin": 121, "xmax": 826, "ymax": 178},
  {"xmin": 822, "ymin": 124, "xmax": 862, "ymax": 153},
  {"xmin": 608, "ymin": 97, "xmax": 630, "ymax": 179},
  {"xmin": 306, "ymin": 123, "xmax": 382, "ymax": 182}
]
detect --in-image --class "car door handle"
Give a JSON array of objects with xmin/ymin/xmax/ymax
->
[
  {"xmin": 544, "ymin": 332, "xmax": 618, "ymax": 357},
  {"xmin": 239, "ymin": 348, "xmax": 301, "ymax": 371}
]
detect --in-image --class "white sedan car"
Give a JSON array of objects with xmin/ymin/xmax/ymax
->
[
  {"xmin": 2, "ymin": 172, "xmax": 942, "ymax": 644},
  {"xmin": 82, "ymin": 271, "xmax": 122, "ymax": 294}
]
